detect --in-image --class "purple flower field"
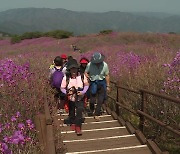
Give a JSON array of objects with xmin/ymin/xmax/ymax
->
[{"xmin": 0, "ymin": 32, "xmax": 179, "ymax": 153}]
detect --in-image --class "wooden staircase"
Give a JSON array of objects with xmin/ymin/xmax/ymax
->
[{"xmin": 59, "ymin": 111, "xmax": 154, "ymax": 154}]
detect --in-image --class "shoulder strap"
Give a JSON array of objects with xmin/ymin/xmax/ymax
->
[
  {"xmin": 66, "ymin": 75, "xmax": 70, "ymax": 90},
  {"xmin": 65, "ymin": 72, "xmax": 85, "ymax": 90},
  {"xmin": 80, "ymin": 72, "xmax": 84, "ymax": 88},
  {"xmin": 60, "ymin": 67, "xmax": 63, "ymax": 71},
  {"xmin": 54, "ymin": 66, "xmax": 63, "ymax": 71}
]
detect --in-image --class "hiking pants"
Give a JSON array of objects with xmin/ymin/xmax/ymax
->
[
  {"xmin": 90, "ymin": 80, "xmax": 106, "ymax": 116},
  {"xmin": 54, "ymin": 88, "xmax": 66, "ymax": 109},
  {"xmin": 69, "ymin": 100, "xmax": 84, "ymax": 126}
]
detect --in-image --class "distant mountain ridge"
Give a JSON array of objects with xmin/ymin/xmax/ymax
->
[{"xmin": 0, "ymin": 8, "xmax": 180, "ymax": 35}]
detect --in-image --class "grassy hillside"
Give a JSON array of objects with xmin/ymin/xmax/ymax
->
[{"xmin": 0, "ymin": 32, "xmax": 179, "ymax": 153}]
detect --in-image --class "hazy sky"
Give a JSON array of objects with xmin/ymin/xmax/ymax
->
[{"xmin": 0, "ymin": 0, "xmax": 180, "ymax": 14}]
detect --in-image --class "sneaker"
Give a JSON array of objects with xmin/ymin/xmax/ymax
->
[
  {"xmin": 70, "ymin": 124, "xmax": 76, "ymax": 131},
  {"xmin": 81, "ymin": 117, "xmax": 85, "ymax": 123},
  {"xmin": 100, "ymin": 109, "xmax": 105, "ymax": 114},
  {"xmin": 56, "ymin": 109, "xmax": 65, "ymax": 115},
  {"xmin": 60, "ymin": 109, "xmax": 66, "ymax": 114},
  {"xmin": 64, "ymin": 117, "xmax": 71, "ymax": 125},
  {"xmin": 94, "ymin": 116, "xmax": 100, "ymax": 122},
  {"xmin": 88, "ymin": 111, "xmax": 94, "ymax": 117},
  {"xmin": 56, "ymin": 109, "xmax": 61, "ymax": 115},
  {"xmin": 75, "ymin": 126, "xmax": 82, "ymax": 136}
]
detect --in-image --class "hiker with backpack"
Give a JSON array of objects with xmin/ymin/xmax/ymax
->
[
  {"xmin": 49, "ymin": 54, "xmax": 68, "ymax": 71},
  {"xmin": 61, "ymin": 55, "xmax": 74, "ymax": 75},
  {"xmin": 85, "ymin": 52, "xmax": 110, "ymax": 121},
  {"xmin": 61, "ymin": 54, "xmax": 68, "ymax": 66},
  {"xmin": 60, "ymin": 54, "xmax": 68, "ymax": 74},
  {"xmin": 79, "ymin": 57, "xmax": 90, "ymax": 111},
  {"xmin": 49, "ymin": 56, "xmax": 65, "ymax": 114},
  {"xmin": 61, "ymin": 59, "xmax": 89, "ymax": 135},
  {"xmin": 79, "ymin": 57, "xmax": 89, "ymax": 74}
]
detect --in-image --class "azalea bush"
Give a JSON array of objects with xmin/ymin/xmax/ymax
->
[
  {"xmin": 162, "ymin": 51, "xmax": 180, "ymax": 98},
  {"xmin": 0, "ymin": 112, "xmax": 37, "ymax": 153},
  {"xmin": 0, "ymin": 32, "xmax": 179, "ymax": 153},
  {"xmin": 0, "ymin": 57, "xmax": 48, "ymax": 153}
]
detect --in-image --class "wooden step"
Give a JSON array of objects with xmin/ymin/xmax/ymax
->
[
  {"xmin": 62, "ymin": 120, "xmax": 120, "ymax": 131},
  {"xmin": 62, "ymin": 126, "xmax": 129, "ymax": 140},
  {"xmin": 59, "ymin": 114, "xmax": 114, "ymax": 123},
  {"xmin": 84, "ymin": 115, "xmax": 114, "ymax": 123},
  {"xmin": 65, "ymin": 135, "xmax": 144, "ymax": 153},
  {"xmin": 60, "ymin": 113, "xmax": 154, "ymax": 154},
  {"xmin": 66, "ymin": 145, "xmax": 152, "ymax": 154},
  {"xmin": 99, "ymin": 145, "xmax": 152, "ymax": 154}
]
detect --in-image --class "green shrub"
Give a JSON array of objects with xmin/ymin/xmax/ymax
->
[
  {"xmin": 168, "ymin": 32, "xmax": 176, "ymax": 34},
  {"xmin": 11, "ymin": 35, "xmax": 22, "ymax": 44},
  {"xmin": 21, "ymin": 32, "xmax": 43, "ymax": 39},
  {"xmin": 99, "ymin": 29, "xmax": 113, "ymax": 35},
  {"xmin": 46, "ymin": 30, "xmax": 73, "ymax": 39},
  {"xmin": 10, "ymin": 30, "xmax": 73, "ymax": 44}
]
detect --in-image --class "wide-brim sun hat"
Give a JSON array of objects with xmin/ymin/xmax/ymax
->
[
  {"xmin": 91, "ymin": 52, "xmax": 105, "ymax": 63},
  {"xmin": 67, "ymin": 59, "xmax": 79, "ymax": 70}
]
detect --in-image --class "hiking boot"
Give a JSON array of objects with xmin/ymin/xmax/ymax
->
[
  {"xmin": 75, "ymin": 126, "xmax": 82, "ymax": 136},
  {"xmin": 94, "ymin": 116, "xmax": 100, "ymax": 122},
  {"xmin": 64, "ymin": 117, "xmax": 71, "ymax": 125},
  {"xmin": 81, "ymin": 117, "xmax": 85, "ymax": 123},
  {"xmin": 100, "ymin": 109, "xmax": 105, "ymax": 114},
  {"xmin": 56, "ymin": 109, "xmax": 61, "ymax": 115},
  {"xmin": 88, "ymin": 110, "xmax": 94, "ymax": 117},
  {"xmin": 70, "ymin": 124, "xmax": 76, "ymax": 131},
  {"xmin": 60, "ymin": 109, "xmax": 66, "ymax": 114},
  {"xmin": 56, "ymin": 109, "xmax": 65, "ymax": 115}
]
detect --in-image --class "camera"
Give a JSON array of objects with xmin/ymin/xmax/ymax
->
[{"xmin": 77, "ymin": 87, "xmax": 83, "ymax": 91}]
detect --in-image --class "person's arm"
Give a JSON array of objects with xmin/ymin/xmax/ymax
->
[
  {"xmin": 84, "ymin": 63, "xmax": 90, "ymax": 79},
  {"xmin": 60, "ymin": 76, "xmax": 67, "ymax": 94},
  {"xmin": 78, "ymin": 86, "xmax": 89, "ymax": 95},
  {"xmin": 82, "ymin": 75, "xmax": 89, "ymax": 94},
  {"xmin": 48, "ymin": 68, "xmax": 55, "ymax": 83},
  {"xmin": 62, "ymin": 67, "xmax": 67, "ymax": 75},
  {"xmin": 78, "ymin": 75, "xmax": 89, "ymax": 95},
  {"xmin": 84, "ymin": 72, "xmax": 90, "ymax": 79},
  {"xmin": 105, "ymin": 74, "xmax": 110, "ymax": 87},
  {"xmin": 104, "ymin": 63, "xmax": 110, "ymax": 91},
  {"xmin": 61, "ymin": 88, "xmax": 67, "ymax": 94}
]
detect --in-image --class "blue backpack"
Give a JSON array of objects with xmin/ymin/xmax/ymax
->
[{"xmin": 51, "ymin": 67, "xmax": 64, "ymax": 89}]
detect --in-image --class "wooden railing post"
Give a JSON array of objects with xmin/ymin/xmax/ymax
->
[
  {"xmin": 139, "ymin": 90, "xmax": 146, "ymax": 133},
  {"xmin": 44, "ymin": 99, "xmax": 56, "ymax": 154},
  {"xmin": 116, "ymin": 82, "xmax": 120, "ymax": 116},
  {"xmin": 34, "ymin": 114, "xmax": 46, "ymax": 153}
]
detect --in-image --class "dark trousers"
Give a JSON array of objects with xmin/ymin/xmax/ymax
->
[
  {"xmin": 54, "ymin": 88, "xmax": 66, "ymax": 109},
  {"xmin": 69, "ymin": 101, "xmax": 84, "ymax": 126},
  {"xmin": 90, "ymin": 83, "xmax": 105, "ymax": 116}
]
